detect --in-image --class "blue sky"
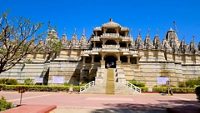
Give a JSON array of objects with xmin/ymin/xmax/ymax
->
[{"xmin": 0, "ymin": 0, "xmax": 200, "ymax": 44}]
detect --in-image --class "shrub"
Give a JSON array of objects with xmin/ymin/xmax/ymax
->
[
  {"xmin": 0, "ymin": 78, "xmax": 18, "ymax": 85},
  {"xmin": 24, "ymin": 78, "xmax": 34, "ymax": 85},
  {"xmin": 195, "ymin": 86, "xmax": 200, "ymax": 101},
  {"xmin": 0, "ymin": 96, "xmax": 13, "ymax": 111},
  {"xmin": 129, "ymin": 79, "xmax": 145, "ymax": 87},
  {"xmin": 141, "ymin": 87, "xmax": 148, "ymax": 92},
  {"xmin": 2, "ymin": 85, "xmax": 81, "ymax": 92},
  {"xmin": 153, "ymin": 86, "xmax": 194, "ymax": 93},
  {"xmin": 183, "ymin": 78, "xmax": 200, "ymax": 88},
  {"xmin": 178, "ymin": 81, "xmax": 186, "ymax": 87},
  {"xmin": 0, "ymin": 84, "xmax": 6, "ymax": 91},
  {"xmin": 153, "ymin": 86, "xmax": 168, "ymax": 93},
  {"xmin": 73, "ymin": 86, "xmax": 80, "ymax": 92}
]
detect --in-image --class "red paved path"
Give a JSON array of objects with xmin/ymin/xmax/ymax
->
[{"xmin": 0, "ymin": 91, "xmax": 199, "ymax": 113}]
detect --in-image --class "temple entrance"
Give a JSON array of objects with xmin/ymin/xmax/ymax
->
[{"xmin": 104, "ymin": 55, "xmax": 117, "ymax": 68}]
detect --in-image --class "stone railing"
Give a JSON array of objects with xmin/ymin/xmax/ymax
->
[
  {"xmin": 120, "ymin": 48, "xmax": 129, "ymax": 52},
  {"xmin": 92, "ymin": 48, "xmax": 102, "ymax": 52},
  {"xmin": 125, "ymin": 81, "xmax": 141, "ymax": 93},
  {"xmin": 102, "ymin": 45, "xmax": 120, "ymax": 49},
  {"xmin": 93, "ymin": 36, "xmax": 100, "ymax": 41},
  {"xmin": 121, "ymin": 36, "xmax": 131, "ymax": 41},
  {"xmin": 101, "ymin": 33, "xmax": 120, "ymax": 38},
  {"xmin": 83, "ymin": 50, "xmax": 92, "ymax": 54},
  {"xmin": 80, "ymin": 81, "xmax": 95, "ymax": 93}
]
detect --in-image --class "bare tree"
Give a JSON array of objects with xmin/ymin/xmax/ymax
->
[{"xmin": 0, "ymin": 13, "xmax": 42, "ymax": 73}]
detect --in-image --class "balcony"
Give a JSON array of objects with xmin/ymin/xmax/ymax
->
[
  {"xmin": 121, "ymin": 36, "xmax": 132, "ymax": 41},
  {"xmin": 82, "ymin": 50, "xmax": 92, "ymax": 56},
  {"xmin": 102, "ymin": 45, "xmax": 120, "ymax": 52},
  {"xmin": 101, "ymin": 33, "xmax": 120, "ymax": 38},
  {"xmin": 92, "ymin": 36, "xmax": 100, "ymax": 41},
  {"xmin": 102, "ymin": 45, "xmax": 120, "ymax": 49},
  {"xmin": 120, "ymin": 48, "xmax": 129, "ymax": 52},
  {"xmin": 92, "ymin": 47, "xmax": 102, "ymax": 52}
]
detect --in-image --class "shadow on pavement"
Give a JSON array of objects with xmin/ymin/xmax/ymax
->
[
  {"xmin": 91, "ymin": 99, "xmax": 200, "ymax": 113},
  {"xmin": 157, "ymin": 99, "xmax": 200, "ymax": 113},
  {"xmin": 91, "ymin": 103, "xmax": 167, "ymax": 113}
]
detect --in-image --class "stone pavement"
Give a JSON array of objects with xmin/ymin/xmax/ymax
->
[{"xmin": 0, "ymin": 91, "xmax": 199, "ymax": 113}]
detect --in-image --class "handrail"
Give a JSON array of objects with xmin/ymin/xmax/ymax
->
[
  {"xmin": 80, "ymin": 81, "xmax": 95, "ymax": 93},
  {"xmin": 125, "ymin": 81, "xmax": 141, "ymax": 93}
]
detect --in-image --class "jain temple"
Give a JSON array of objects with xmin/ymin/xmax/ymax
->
[{"xmin": 1, "ymin": 19, "xmax": 200, "ymax": 93}]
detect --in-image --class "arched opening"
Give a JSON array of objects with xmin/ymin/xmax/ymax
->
[
  {"xmin": 105, "ymin": 40, "xmax": 117, "ymax": 45},
  {"xmin": 104, "ymin": 55, "xmax": 117, "ymax": 68},
  {"xmin": 106, "ymin": 28, "xmax": 116, "ymax": 33},
  {"xmin": 120, "ymin": 56, "xmax": 128, "ymax": 63}
]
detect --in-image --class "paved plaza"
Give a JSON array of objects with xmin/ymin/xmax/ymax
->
[{"xmin": 0, "ymin": 91, "xmax": 199, "ymax": 113}]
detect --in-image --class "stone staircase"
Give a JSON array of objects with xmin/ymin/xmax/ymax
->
[
  {"xmin": 106, "ymin": 68, "xmax": 115, "ymax": 94},
  {"xmin": 80, "ymin": 67, "xmax": 141, "ymax": 94}
]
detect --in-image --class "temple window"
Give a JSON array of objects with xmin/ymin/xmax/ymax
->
[
  {"xmin": 106, "ymin": 28, "xmax": 116, "ymax": 33},
  {"xmin": 97, "ymin": 31, "xmax": 102, "ymax": 36},
  {"xmin": 130, "ymin": 57, "xmax": 137, "ymax": 64},
  {"xmin": 120, "ymin": 56, "xmax": 128, "ymax": 63},
  {"xmin": 85, "ymin": 57, "xmax": 91, "ymax": 63},
  {"xmin": 105, "ymin": 40, "xmax": 117, "ymax": 45},
  {"xmin": 120, "ymin": 42, "xmax": 126, "ymax": 47},
  {"xmin": 120, "ymin": 31, "xmax": 126, "ymax": 36},
  {"xmin": 94, "ymin": 55, "xmax": 101, "ymax": 62},
  {"xmin": 96, "ymin": 42, "xmax": 102, "ymax": 48}
]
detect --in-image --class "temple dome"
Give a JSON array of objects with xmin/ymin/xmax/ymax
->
[{"xmin": 102, "ymin": 19, "xmax": 121, "ymax": 28}]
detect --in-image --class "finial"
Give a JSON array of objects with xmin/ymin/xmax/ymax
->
[
  {"xmin": 63, "ymin": 27, "xmax": 66, "ymax": 34},
  {"xmin": 129, "ymin": 28, "xmax": 132, "ymax": 37},
  {"xmin": 192, "ymin": 35, "xmax": 195, "ymax": 42},
  {"xmin": 147, "ymin": 28, "xmax": 150, "ymax": 36},
  {"xmin": 182, "ymin": 36, "xmax": 185, "ymax": 42},
  {"xmin": 48, "ymin": 21, "xmax": 51, "ymax": 30},
  {"xmin": 82, "ymin": 28, "xmax": 86, "ymax": 36},
  {"xmin": 138, "ymin": 28, "xmax": 141, "ymax": 35},
  {"xmin": 156, "ymin": 28, "xmax": 160, "ymax": 36},
  {"xmin": 74, "ymin": 28, "xmax": 77, "ymax": 35},
  {"xmin": 173, "ymin": 21, "xmax": 177, "ymax": 32},
  {"xmin": 169, "ymin": 27, "xmax": 173, "ymax": 31},
  {"xmin": 109, "ymin": 18, "xmax": 113, "ymax": 22}
]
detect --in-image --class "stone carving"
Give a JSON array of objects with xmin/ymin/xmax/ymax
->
[
  {"xmin": 162, "ymin": 39, "xmax": 171, "ymax": 52},
  {"xmin": 189, "ymin": 41, "xmax": 196, "ymax": 54},
  {"xmin": 71, "ymin": 34, "xmax": 79, "ymax": 47},
  {"xmin": 80, "ymin": 34, "xmax": 88, "ymax": 48},
  {"xmin": 135, "ymin": 34, "xmax": 143, "ymax": 49},
  {"xmin": 153, "ymin": 35, "xmax": 161, "ymax": 49},
  {"xmin": 144, "ymin": 34, "xmax": 153, "ymax": 49}
]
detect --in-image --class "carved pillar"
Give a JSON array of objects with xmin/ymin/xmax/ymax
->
[
  {"xmin": 83, "ymin": 57, "xmax": 86, "ymax": 65},
  {"xmin": 95, "ymin": 31, "xmax": 97, "ymax": 36},
  {"xmin": 116, "ymin": 40, "xmax": 119, "ymax": 46},
  {"xmin": 127, "ymin": 56, "xmax": 130, "ymax": 64},
  {"xmin": 93, "ymin": 42, "xmax": 96, "ymax": 48},
  {"xmin": 102, "ymin": 40, "xmax": 106, "ymax": 45},
  {"xmin": 125, "ymin": 32, "xmax": 128, "ymax": 36},
  {"xmin": 100, "ymin": 53, "xmax": 105, "ymax": 68},
  {"xmin": 103, "ymin": 28, "xmax": 106, "ymax": 33},
  {"xmin": 116, "ymin": 54, "xmax": 121, "ymax": 68},
  {"xmin": 117, "ymin": 54, "xmax": 120, "ymax": 61},
  {"xmin": 91, "ymin": 55, "xmax": 94, "ymax": 64},
  {"xmin": 126, "ymin": 43, "xmax": 129, "ymax": 48},
  {"xmin": 116, "ymin": 28, "xmax": 119, "ymax": 34}
]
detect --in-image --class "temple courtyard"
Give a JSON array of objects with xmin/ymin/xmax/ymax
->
[{"xmin": 0, "ymin": 91, "xmax": 199, "ymax": 113}]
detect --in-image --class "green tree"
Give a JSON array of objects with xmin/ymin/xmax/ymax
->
[{"xmin": 0, "ymin": 13, "xmax": 42, "ymax": 73}]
